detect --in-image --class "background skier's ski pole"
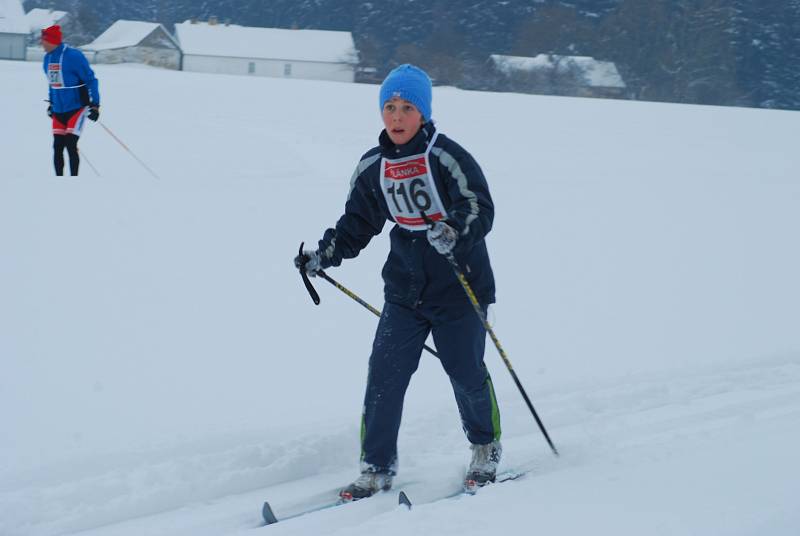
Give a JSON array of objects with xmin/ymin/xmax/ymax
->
[
  {"xmin": 78, "ymin": 148, "xmax": 100, "ymax": 177},
  {"xmin": 422, "ymin": 214, "xmax": 559, "ymax": 456},
  {"xmin": 296, "ymin": 243, "xmax": 440, "ymax": 358},
  {"xmin": 99, "ymin": 121, "xmax": 161, "ymax": 180}
]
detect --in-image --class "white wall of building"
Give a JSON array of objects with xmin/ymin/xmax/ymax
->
[
  {"xmin": 88, "ymin": 46, "xmax": 181, "ymax": 70},
  {"xmin": 182, "ymin": 54, "xmax": 354, "ymax": 82},
  {"xmin": 25, "ymin": 45, "xmax": 44, "ymax": 61},
  {"xmin": 0, "ymin": 32, "xmax": 26, "ymax": 59}
]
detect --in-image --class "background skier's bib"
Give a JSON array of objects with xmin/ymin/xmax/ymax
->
[
  {"xmin": 47, "ymin": 47, "xmax": 87, "ymax": 92},
  {"xmin": 48, "ymin": 63, "xmax": 63, "ymax": 88}
]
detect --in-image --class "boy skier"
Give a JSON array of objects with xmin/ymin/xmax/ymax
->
[{"xmin": 295, "ymin": 64, "xmax": 501, "ymax": 499}]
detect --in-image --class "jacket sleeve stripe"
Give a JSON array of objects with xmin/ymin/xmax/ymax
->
[
  {"xmin": 347, "ymin": 153, "xmax": 382, "ymax": 201},
  {"xmin": 431, "ymin": 147, "xmax": 479, "ymax": 236}
]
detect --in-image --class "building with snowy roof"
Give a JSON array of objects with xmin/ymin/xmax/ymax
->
[
  {"xmin": 175, "ymin": 19, "xmax": 357, "ymax": 82},
  {"xmin": 24, "ymin": 8, "xmax": 69, "ymax": 43},
  {"xmin": 0, "ymin": 0, "xmax": 27, "ymax": 60},
  {"xmin": 81, "ymin": 20, "xmax": 181, "ymax": 70},
  {"xmin": 490, "ymin": 53, "xmax": 627, "ymax": 99}
]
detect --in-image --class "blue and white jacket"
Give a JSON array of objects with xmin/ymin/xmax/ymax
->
[
  {"xmin": 43, "ymin": 44, "xmax": 100, "ymax": 113},
  {"xmin": 317, "ymin": 122, "xmax": 496, "ymax": 309}
]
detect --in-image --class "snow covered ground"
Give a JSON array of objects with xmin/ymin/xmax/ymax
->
[{"xmin": 1, "ymin": 59, "xmax": 799, "ymax": 536}]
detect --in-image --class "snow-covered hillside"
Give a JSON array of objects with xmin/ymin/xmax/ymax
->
[{"xmin": 1, "ymin": 59, "xmax": 799, "ymax": 536}]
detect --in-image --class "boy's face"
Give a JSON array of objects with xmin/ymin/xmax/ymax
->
[{"xmin": 382, "ymin": 97, "xmax": 424, "ymax": 146}]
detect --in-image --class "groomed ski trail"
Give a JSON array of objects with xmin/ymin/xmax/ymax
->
[{"xmin": 41, "ymin": 354, "xmax": 800, "ymax": 536}]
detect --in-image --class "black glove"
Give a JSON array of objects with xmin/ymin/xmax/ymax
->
[
  {"xmin": 294, "ymin": 249, "xmax": 322, "ymax": 277},
  {"xmin": 47, "ymin": 104, "xmax": 53, "ymax": 118},
  {"xmin": 426, "ymin": 221, "xmax": 458, "ymax": 255},
  {"xmin": 87, "ymin": 105, "xmax": 100, "ymax": 122}
]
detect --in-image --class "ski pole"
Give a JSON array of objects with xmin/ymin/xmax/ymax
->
[
  {"xmin": 422, "ymin": 213, "xmax": 559, "ymax": 456},
  {"xmin": 98, "ymin": 121, "xmax": 161, "ymax": 180},
  {"xmin": 297, "ymin": 243, "xmax": 321, "ymax": 305},
  {"xmin": 78, "ymin": 148, "xmax": 100, "ymax": 177},
  {"xmin": 317, "ymin": 270, "xmax": 382, "ymax": 317},
  {"xmin": 296, "ymin": 242, "xmax": 440, "ymax": 359}
]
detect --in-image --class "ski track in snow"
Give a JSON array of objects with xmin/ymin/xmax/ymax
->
[{"xmin": 2, "ymin": 355, "xmax": 798, "ymax": 535}]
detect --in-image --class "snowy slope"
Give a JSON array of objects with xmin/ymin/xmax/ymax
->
[{"xmin": 1, "ymin": 59, "xmax": 799, "ymax": 536}]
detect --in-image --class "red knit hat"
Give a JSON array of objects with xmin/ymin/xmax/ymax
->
[{"xmin": 41, "ymin": 25, "xmax": 63, "ymax": 45}]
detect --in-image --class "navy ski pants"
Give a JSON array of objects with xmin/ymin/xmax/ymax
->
[{"xmin": 360, "ymin": 301, "xmax": 501, "ymax": 475}]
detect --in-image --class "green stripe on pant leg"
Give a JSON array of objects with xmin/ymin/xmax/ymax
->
[
  {"xmin": 360, "ymin": 410, "xmax": 367, "ymax": 461},
  {"xmin": 487, "ymin": 374, "xmax": 502, "ymax": 441}
]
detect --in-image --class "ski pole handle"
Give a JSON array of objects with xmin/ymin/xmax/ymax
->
[
  {"xmin": 297, "ymin": 242, "xmax": 321, "ymax": 305},
  {"xmin": 420, "ymin": 211, "xmax": 435, "ymax": 230}
]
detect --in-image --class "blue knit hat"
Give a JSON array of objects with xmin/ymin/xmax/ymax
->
[{"xmin": 379, "ymin": 64, "xmax": 432, "ymax": 121}]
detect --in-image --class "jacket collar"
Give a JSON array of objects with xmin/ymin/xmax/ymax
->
[
  {"xmin": 379, "ymin": 121, "xmax": 437, "ymax": 158},
  {"xmin": 46, "ymin": 44, "xmax": 66, "ymax": 58}
]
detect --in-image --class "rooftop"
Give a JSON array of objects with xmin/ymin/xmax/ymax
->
[
  {"xmin": 82, "ymin": 20, "xmax": 176, "ymax": 51},
  {"xmin": 175, "ymin": 21, "xmax": 356, "ymax": 63},
  {"xmin": 0, "ymin": 0, "xmax": 26, "ymax": 34},
  {"xmin": 24, "ymin": 8, "xmax": 68, "ymax": 34},
  {"xmin": 491, "ymin": 53, "xmax": 626, "ymax": 89}
]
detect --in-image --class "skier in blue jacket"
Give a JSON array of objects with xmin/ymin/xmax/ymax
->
[
  {"xmin": 41, "ymin": 25, "xmax": 100, "ymax": 176},
  {"xmin": 295, "ymin": 64, "xmax": 502, "ymax": 500}
]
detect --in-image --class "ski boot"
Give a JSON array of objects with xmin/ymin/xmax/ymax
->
[
  {"xmin": 339, "ymin": 471, "xmax": 393, "ymax": 502},
  {"xmin": 464, "ymin": 440, "xmax": 502, "ymax": 494}
]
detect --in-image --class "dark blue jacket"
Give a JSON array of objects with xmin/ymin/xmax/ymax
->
[
  {"xmin": 317, "ymin": 123, "xmax": 496, "ymax": 309},
  {"xmin": 43, "ymin": 44, "xmax": 100, "ymax": 113}
]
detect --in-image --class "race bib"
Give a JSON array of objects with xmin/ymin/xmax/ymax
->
[
  {"xmin": 48, "ymin": 63, "xmax": 63, "ymax": 88},
  {"xmin": 381, "ymin": 133, "xmax": 447, "ymax": 231}
]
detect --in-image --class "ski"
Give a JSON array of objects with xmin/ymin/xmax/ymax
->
[
  {"xmin": 398, "ymin": 490, "xmax": 412, "ymax": 510},
  {"xmin": 261, "ymin": 488, "xmax": 396, "ymax": 526},
  {"xmin": 262, "ymin": 497, "xmax": 347, "ymax": 525},
  {"xmin": 398, "ymin": 469, "xmax": 528, "ymax": 508},
  {"xmin": 464, "ymin": 469, "xmax": 525, "ymax": 495},
  {"xmin": 263, "ymin": 470, "xmax": 527, "ymax": 524}
]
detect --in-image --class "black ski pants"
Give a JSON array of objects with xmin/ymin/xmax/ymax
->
[
  {"xmin": 53, "ymin": 134, "xmax": 80, "ymax": 176},
  {"xmin": 360, "ymin": 301, "xmax": 501, "ymax": 475}
]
